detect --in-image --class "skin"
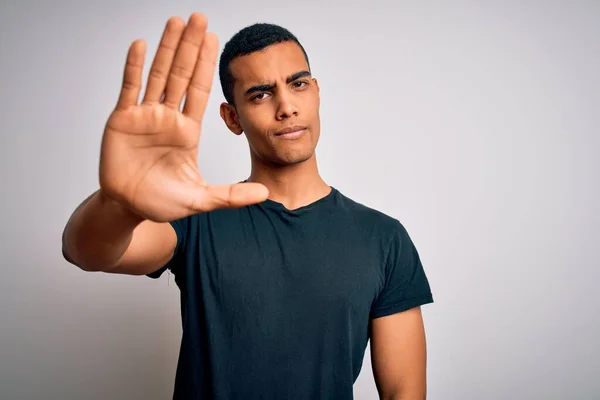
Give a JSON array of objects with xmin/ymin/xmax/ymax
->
[
  {"xmin": 61, "ymin": 12, "xmax": 429, "ymax": 398},
  {"xmin": 222, "ymin": 42, "xmax": 320, "ymax": 165},
  {"xmin": 371, "ymin": 307, "xmax": 428, "ymax": 399},
  {"xmin": 220, "ymin": 41, "xmax": 330, "ymax": 210}
]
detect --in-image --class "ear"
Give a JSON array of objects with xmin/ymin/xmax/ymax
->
[
  {"xmin": 312, "ymin": 78, "xmax": 320, "ymax": 93},
  {"xmin": 219, "ymin": 102, "xmax": 243, "ymax": 135}
]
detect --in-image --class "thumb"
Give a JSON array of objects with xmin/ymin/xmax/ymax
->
[{"xmin": 192, "ymin": 182, "xmax": 270, "ymax": 211}]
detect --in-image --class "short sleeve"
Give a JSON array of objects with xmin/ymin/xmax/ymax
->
[
  {"xmin": 146, "ymin": 216, "xmax": 189, "ymax": 279},
  {"xmin": 370, "ymin": 221, "xmax": 434, "ymax": 319}
]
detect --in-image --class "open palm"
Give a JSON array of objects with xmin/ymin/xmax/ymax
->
[{"xmin": 99, "ymin": 13, "xmax": 268, "ymax": 222}]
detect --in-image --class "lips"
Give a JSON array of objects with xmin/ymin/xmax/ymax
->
[{"xmin": 275, "ymin": 125, "xmax": 307, "ymax": 136}]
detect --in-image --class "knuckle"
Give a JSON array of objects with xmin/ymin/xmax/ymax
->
[
  {"xmin": 159, "ymin": 40, "xmax": 179, "ymax": 53},
  {"xmin": 189, "ymin": 80, "xmax": 211, "ymax": 94},
  {"xmin": 170, "ymin": 64, "xmax": 193, "ymax": 80},
  {"xmin": 149, "ymin": 69, "xmax": 167, "ymax": 82},
  {"xmin": 121, "ymin": 80, "xmax": 139, "ymax": 91}
]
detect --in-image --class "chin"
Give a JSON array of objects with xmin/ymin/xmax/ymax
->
[{"xmin": 273, "ymin": 150, "xmax": 315, "ymax": 166}]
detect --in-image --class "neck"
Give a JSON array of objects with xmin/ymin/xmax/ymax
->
[{"xmin": 247, "ymin": 153, "xmax": 331, "ymax": 210}]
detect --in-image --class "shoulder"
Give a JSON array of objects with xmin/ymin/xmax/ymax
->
[{"xmin": 334, "ymin": 188, "xmax": 405, "ymax": 235}]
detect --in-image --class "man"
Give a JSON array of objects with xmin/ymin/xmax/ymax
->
[{"xmin": 62, "ymin": 12, "xmax": 433, "ymax": 400}]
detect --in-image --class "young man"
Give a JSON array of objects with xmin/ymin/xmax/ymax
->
[{"xmin": 62, "ymin": 12, "xmax": 434, "ymax": 400}]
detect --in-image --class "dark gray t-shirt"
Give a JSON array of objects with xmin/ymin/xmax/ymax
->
[{"xmin": 148, "ymin": 187, "xmax": 433, "ymax": 399}]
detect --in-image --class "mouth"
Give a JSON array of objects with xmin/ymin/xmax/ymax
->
[{"xmin": 275, "ymin": 125, "xmax": 307, "ymax": 139}]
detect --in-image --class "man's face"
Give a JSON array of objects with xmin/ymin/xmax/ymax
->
[{"xmin": 222, "ymin": 41, "xmax": 321, "ymax": 166}]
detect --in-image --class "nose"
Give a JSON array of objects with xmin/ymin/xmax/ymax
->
[{"xmin": 276, "ymin": 92, "xmax": 298, "ymax": 120}]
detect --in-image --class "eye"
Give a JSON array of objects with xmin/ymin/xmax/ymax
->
[
  {"xmin": 252, "ymin": 92, "xmax": 270, "ymax": 101},
  {"xmin": 293, "ymin": 80, "xmax": 308, "ymax": 88}
]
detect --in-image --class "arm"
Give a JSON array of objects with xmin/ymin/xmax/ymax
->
[
  {"xmin": 63, "ymin": 13, "xmax": 266, "ymax": 275},
  {"xmin": 370, "ymin": 307, "xmax": 428, "ymax": 400},
  {"xmin": 62, "ymin": 190, "xmax": 177, "ymax": 275}
]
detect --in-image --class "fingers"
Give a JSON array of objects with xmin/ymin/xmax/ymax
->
[
  {"xmin": 183, "ymin": 32, "xmax": 219, "ymax": 122},
  {"xmin": 192, "ymin": 183, "xmax": 270, "ymax": 211},
  {"xmin": 142, "ymin": 17, "xmax": 186, "ymax": 104},
  {"xmin": 162, "ymin": 13, "xmax": 208, "ymax": 109},
  {"xmin": 116, "ymin": 39, "xmax": 146, "ymax": 110}
]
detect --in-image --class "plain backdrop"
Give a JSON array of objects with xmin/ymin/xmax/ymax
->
[{"xmin": 1, "ymin": 1, "xmax": 598, "ymax": 399}]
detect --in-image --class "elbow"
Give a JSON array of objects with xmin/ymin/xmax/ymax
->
[
  {"xmin": 381, "ymin": 394, "xmax": 424, "ymax": 400},
  {"xmin": 62, "ymin": 245, "xmax": 88, "ymax": 271},
  {"xmin": 61, "ymin": 243, "xmax": 100, "ymax": 272},
  {"xmin": 379, "ymin": 385, "xmax": 426, "ymax": 400},
  {"xmin": 379, "ymin": 390, "xmax": 401, "ymax": 400},
  {"xmin": 62, "ymin": 226, "xmax": 85, "ymax": 270},
  {"xmin": 62, "ymin": 227, "xmax": 104, "ymax": 272},
  {"xmin": 382, "ymin": 392, "xmax": 426, "ymax": 400}
]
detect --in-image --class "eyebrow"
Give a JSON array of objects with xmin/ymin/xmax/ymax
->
[{"xmin": 244, "ymin": 70, "xmax": 312, "ymax": 96}]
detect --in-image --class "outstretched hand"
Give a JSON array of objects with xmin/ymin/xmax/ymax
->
[{"xmin": 99, "ymin": 13, "xmax": 268, "ymax": 222}]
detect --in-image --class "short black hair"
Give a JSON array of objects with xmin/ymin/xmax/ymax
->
[{"xmin": 218, "ymin": 23, "xmax": 310, "ymax": 106}]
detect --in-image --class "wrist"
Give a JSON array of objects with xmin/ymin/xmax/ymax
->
[{"xmin": 97, "ymin": 189, "xmax": 145, "ymax": 226}]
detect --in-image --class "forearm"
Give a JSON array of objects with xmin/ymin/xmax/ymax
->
[{"xmin": 62, "ymin": 190, "xmax": 144, "ymax": 271}]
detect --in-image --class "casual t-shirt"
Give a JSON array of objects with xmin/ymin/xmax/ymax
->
[{"xmin": 148, "ymin": 186, "xmax": 433, "ymax": 399}]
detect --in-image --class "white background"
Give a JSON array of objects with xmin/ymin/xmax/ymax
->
[{"xmin": 1, "ymin": 1, "xmax": 598, "ymax": 398}]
